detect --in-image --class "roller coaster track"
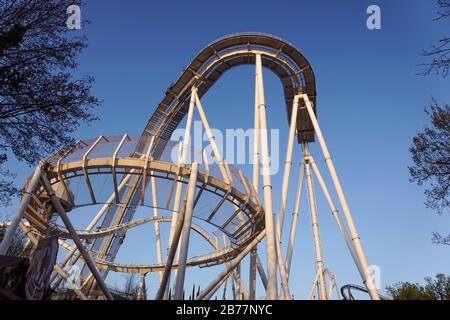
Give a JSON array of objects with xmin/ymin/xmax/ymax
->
[
  {"xmin": 87, "ymin": 32, "xmax": 318, "ymax": 278},
  {"xmin": 341, "ymin": 284, "xmax": 390, "ymax": 300},
  {"xmin": 1, "ymin": 32, "xmax": 385, "ymax": 300}
]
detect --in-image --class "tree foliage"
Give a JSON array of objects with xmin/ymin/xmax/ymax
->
[
  {"xmin": 409, "ymin": 99, "xmax": 450, "ymax": 214},
  {"xmin": 387, "ymin": 273, "xmax": 450, "ymax": 300},
  {"xmin": 432, "ymin": 231, "xmax": 450, "ymax": 246},
  {"xmin": 411, "ymin": 0, "xmax": 450, "ymax": 245},
  {"xmin": 386, "ymin": 282, "xmax": 436, "ymax": 300},
  {"xmin": 0, "ymin": 0, "xmax": 99, "ymax": 205},
  {"xmin": 0, "ymin": 154, "xmax": 16, "ymax": 206}
]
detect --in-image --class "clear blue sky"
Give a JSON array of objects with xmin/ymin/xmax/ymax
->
[{"xmin": 2, "ymin": 0, "xmax": 450, "ymax": 298}]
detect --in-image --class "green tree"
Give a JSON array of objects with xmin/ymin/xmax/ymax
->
[
  {"xmin": 387, "ymin": 273, "xmax": 450, "ymax": 300},
  {"xmin": 386, "ymin": 282, "xmax": 437, "ymax": 300},
  {"xmin": 0, "ymin": 0, "xmax": 99, "ymax": 206},
  {"xmin": 424, "ymin": 273, "xmax": 450, "ymax": 300}
]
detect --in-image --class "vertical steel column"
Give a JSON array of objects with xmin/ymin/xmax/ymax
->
[
  {"xmin": 274, "ymin": 96, "xmax": 300, "ymax": 299},
  {"xmin": 255, "ymin": 53, "xmax": 278, "ymax": 300},
  {"xmin": 40, "ymin": 173, "xmax": 113, "ymax": 300},
  {"xmin": 166, "ymin": 173, "xmax": 183, "ymax": 298},
  {"xmin": 249, "ymin": 69, "xmax": 260, "ymax": 301},
  {"xmin": 304, "ymin": 146, "xmax": 326, "ymax": 300},
  {"xmin": 0, "ymin": 165, "xmax": 42, "ymax": 255},
  {"xmin": 174, "ymin": 163, "xmax": 198, "ymax": 300},
  {"xmin": 277, "ymin": 95, "xmax": 299, "ymax": 234},
  {"xmin": 231, "ymin": 272, "xmax": 236, "ymax": 300},
  {"xmin": 334, "ymin": 275, "xmax": 342, "ymax": 300},
  {"xmin": 233, "ymin": 265, "xmax": 250, "ymax": 300},
  {"xmin": 137, "ymin": 273, "xmax": 147, "ymax": 300},
  {"xmin": 151, "ymin": 175, "xmax": 164, "ymax": 284},
  {"xmin": 252, "ymin": 62, "xmax": 261, "ymax": 195},
  {"xmin": 165, "ymin": 88, "xmax": 197, "ymax": 297},
  {"xmin": 326, "ymin": 270, "xmax": 333, "ymax": 300},
  {"xmin": 155, "ymin": 189, "xmax": 187, "ymax": 300},
  {"xmin": 276, "ymin": 96, "xmax": 300, "ymax": 288},
  {"xmin": 167, "ymin": 87, "xmax": 197, "ymax": 255},
  {"xmin": 302, "ymin": 94, "xmax": 380, "ymax": 300},
  {"xmin": 249, "ymin": 248, "xmax": 257, "ymax": 300},
  {"xmin": 285, "ymin": 160, "xmax": 305, "ymax": 277},
  {"xmin": 234, "ymin": 265, "xmax": 242, "ymax": 300},
  {"xmin": 222, "ymin": 275, "xmax": 228, "ymax": 300},
  {"xmin": 277, "ymin": 97, "xmax": 300, "ymax": 277}
]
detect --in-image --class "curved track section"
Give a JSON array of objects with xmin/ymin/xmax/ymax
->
[
  {"xmin": 49, "ymin": 216, "xmax": 214, "ymax": 242},
  {"xmin": 340, "ymin": 284, "xmax": 389, "ymax": 300},
  {"xmin": 135, "ymin": 32, "xmax": 317, "ymax": 158},
  {"xmin": 21, "ymin": 135, "xmax": 264, "ymax": 273}
]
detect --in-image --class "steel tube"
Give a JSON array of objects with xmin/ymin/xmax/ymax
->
[
  {"xmin": 40, "ymin": 173, "xmax": 114, "ymax": 300},
  {"xmin": 194, "ymin": 93, "xmax": 231, "ymax": 184},
  {"xmin": 307, "ymin": 269, "xmax": 320, "ymax": 300},
  {"xmin": 50, "ymin": 172, "xmax": 134, "ymax": 287},
  {"xmin": 285, "ymin": 161, "xmax": 305, "ymax": 277},
  {"xmin": 304, "ymin": 154, "xmax": 326, "ymax": 300},
  {"xmin": 277, "ymin": 95, "xmax": 300, "ymax": 235},
  {"xmin": 309, "ymin": 157, "xmax": 364, "ymax": 277},
  {"xmin": 256, "ymin": 254, "xmax": 268, "ymax": 290},
  {"xmin": 0, "ymin": 165, "xmax": 42, "ymax": 255},
  {"xmin": 274, "ymin": 96, "xmax": 300, "ymax": 299},
  {"xmin": 249, "ymin": 73, "xmax": 260, "ymax": 301},
  {"xmin": 151, "ymin": 175, "xmax": 164, "ymax": 284},
  {"xmin": 255, "ymin": 53, "xmax": 278, "ymax": 300},
  {"xmin": 165, "ymin": 88, "xmax": 197, "ymax": 296},
  {"xmin": 155, "ymin": 189, "xmax": 188, "ymax": 300},
  {"xmin": 174, "ymin": 163, "xmax": 198, "ymax": 300},
  {"xmin": 167, "ymin": 88, "xmax": 197, "ymax": 255},
  {"xmin": 249, "ymin": 248, "xmax": 257, "ymax": 299},
  {"xmin": 302, "ymin": 94, "xmax": 380, "ymax": 300}
]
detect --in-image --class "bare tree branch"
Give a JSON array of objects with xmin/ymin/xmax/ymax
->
[
  {"xmin": 409, "ymin": 99, "xmax": 450, "ymax": 214},
  {"xmin": 432, "ymin": 232, "xmax": 450, "ymax": 246},
  {"xmin": 435, "ymin": 0, "xmax": 450, "ymax": 20},
  {"xmin": 419, "ymin": 1, "xmax": 450, "ymax": 77},
  {"xmin": 0, "ymin": 1, "xmax": 99, "ymax": 205}
]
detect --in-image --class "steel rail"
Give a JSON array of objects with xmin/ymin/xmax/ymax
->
[
  {"xmin": 340, "ymin": 284, "xmax": 389, "ymax": 301},
  {"xmin": 49, "ymin": 216, "xmax": 216, "ymax": 245}
]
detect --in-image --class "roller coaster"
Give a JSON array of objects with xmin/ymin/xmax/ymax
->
[{"xmin": 0, "ymin": 33, "xmax": 383, "ymax": 300}]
